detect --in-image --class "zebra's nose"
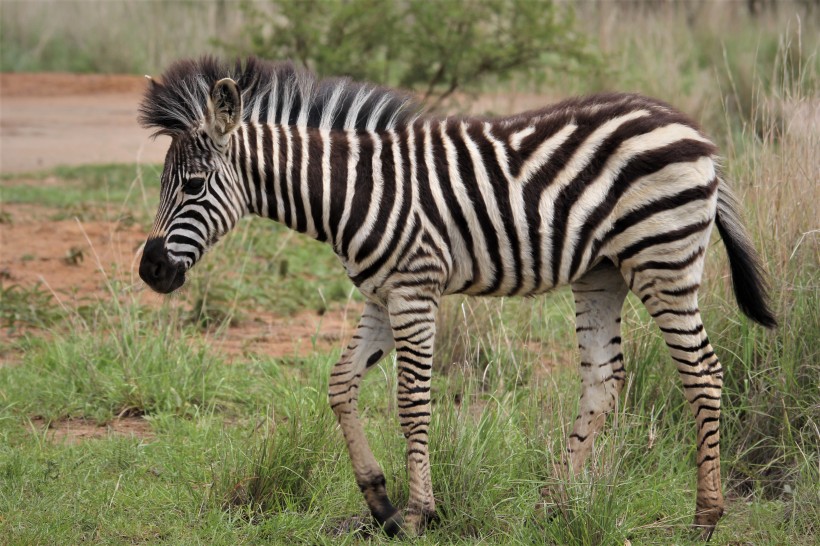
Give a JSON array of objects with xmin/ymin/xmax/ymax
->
[{"xmin": 139, "ymin": 237, "xmax": 185, "ymax": 293}]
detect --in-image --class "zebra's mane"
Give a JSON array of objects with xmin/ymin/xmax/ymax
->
[{"xmin": 139, "ymin": 56, "xmax": 419, "ymax": 137}]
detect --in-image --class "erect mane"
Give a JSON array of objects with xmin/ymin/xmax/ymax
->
[{"xmin": 139, "ymin": 56, "xmax": 420, "ymax": 137}]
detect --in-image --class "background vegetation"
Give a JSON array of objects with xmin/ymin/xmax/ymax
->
[{"xmin": 1, "ymin": 1, "xmax": 818, "ymax": 544}]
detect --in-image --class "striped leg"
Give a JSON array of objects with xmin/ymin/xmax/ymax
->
[
  {"xmin": 328, "ymin": 302, "xmax": 402, "ymax": 535},
  {"xmin": 630, "ymin": 271, "xmax": 724, "ymax": 539},
  {"xmin": 566, "ymin": 261, "xmax": 629, "ymax": 472},
  {"xmin": 387, "ymin": 292, "xmax": 439, "ymax": 535}
]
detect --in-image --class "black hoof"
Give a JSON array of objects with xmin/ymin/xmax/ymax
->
[
  {"xmin": 380, "ymin": 509, "xmax": 404, "ymax": 538},
  {"xmin": 362, "ymin": 474, "xmax": 403, "ymax": 537},
  {"xmin": 422, "ymin": 509, "xmax": 440, "ymax": 529}
]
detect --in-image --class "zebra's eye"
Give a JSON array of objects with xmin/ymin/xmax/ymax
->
[{"xmin": 183, "ymin": 175, "xmax": 206, "ymax": 193}]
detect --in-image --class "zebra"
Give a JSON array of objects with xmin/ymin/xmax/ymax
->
[{"xmin": 137, "ymin": 57, "xmax": 775, "ymax": 539}]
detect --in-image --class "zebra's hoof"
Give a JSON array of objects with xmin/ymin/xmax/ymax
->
[
  {"xmin": 422, "ymin": 508, "xmax": 440, "ymax": 528},
  {"xmin": 693, "ymin": 507, "xmax": 723, "ymax": 541},
  {"xmin": 380, "ymin": 509, "xmax": 405, "ymax": 538},
  {"xmin": 401, "ymin": 509, "xmax": 438, "ymax": 537}
]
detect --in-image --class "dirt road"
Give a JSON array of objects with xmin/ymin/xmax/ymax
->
[
  {"xmin": 0, "ymin": 73, "xmax": 169, "ymax": 174},
  {"xmin": 0, "ymin": 73, "xmax": 558, "ymax": 174}
]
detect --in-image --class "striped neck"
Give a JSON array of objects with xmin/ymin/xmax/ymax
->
[{"xmin": 231, "ymin": 122, "xmax": 390, "ymax": 255}]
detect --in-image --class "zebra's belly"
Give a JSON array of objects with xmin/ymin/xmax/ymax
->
[{"xmin": 443, "ymin": 261, "xmax": 564, "ymax": 298}]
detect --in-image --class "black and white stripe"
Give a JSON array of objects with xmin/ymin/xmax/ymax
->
[{"xmin": 139, "ymin": 56, "xmax": 775, "ymax": 538}]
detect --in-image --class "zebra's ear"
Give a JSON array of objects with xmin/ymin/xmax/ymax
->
[{"xmin": 206, "ymin": 78, "xmax": 242, "ymax": 144}]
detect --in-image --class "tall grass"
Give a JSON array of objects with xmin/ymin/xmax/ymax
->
[
  {"xmin": 432, "ymin": 3, "xmax": 819, "ymax": 542},
  {"xmin": 0, "ymin": 2, "xmax": 817, "ymax": 543},
  {"xmin": 0, "ymin": 283, "xmax": 250, "ymax": 421},
  {"xmin": 0, "ymin": 1, "xmax": 243, "ymax": 74}
]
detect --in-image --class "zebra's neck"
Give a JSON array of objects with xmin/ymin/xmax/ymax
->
[{"xmin": 231, "ymin": 122, "xmax": 395, "ymax": 255}]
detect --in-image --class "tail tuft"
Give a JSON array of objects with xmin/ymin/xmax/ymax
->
[{"xmin": 715, "ymin": 178, "xmax": 777, "ymax": 328}]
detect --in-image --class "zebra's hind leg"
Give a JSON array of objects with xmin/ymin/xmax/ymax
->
[
  {"xmin": 564, "ymin": 260, "xmax": 629, "ymax": 474},
  {"xmin": 629, "ymin": 267, "xmax": 724, "ymax": 539},
  {"xmin": 386, "ymin": 291, "xmax": 440, "ymax": 536},
  {"xmin": 328, "ymin": 302, "xmax": 403, "ymax": 536}
]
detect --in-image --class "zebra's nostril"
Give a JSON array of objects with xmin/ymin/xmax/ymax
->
[
  {"xmin": 140, "ymin": 237, "xmax": 175, "ymax": 289},
  {"xmin": 151, "ymin": 261, "xmax": 164, "ymax": 280}
]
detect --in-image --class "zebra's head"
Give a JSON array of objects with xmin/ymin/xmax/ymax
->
[
  {"xmin": 139, "ymin": 77, "xmax": 245, "ymax": 293},
  {"xmin": 138, "ymin": 56, "xmax": 419, "ymax": 293}
]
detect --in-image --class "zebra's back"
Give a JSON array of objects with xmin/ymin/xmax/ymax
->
[{"xmin": 383, "ymin": 92, "xmax": 718, "ymax": 300}]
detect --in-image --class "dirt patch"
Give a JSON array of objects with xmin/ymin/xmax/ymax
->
[
  {"xmin": 0, "ymin": 203, "xmax": 148, "ymax": 301},
  {"xmin": 30, "ymin": 416, "xmax": 154, "ymax": 444},
  {"xmin": 0, "ymin": 201, "xmax": 358, "ymax": 359},
  {"xmin": 0, "ymin": 72, "xmax": 148, "ymax": 97},
  {"xmin": 209, "ymin": 307, "xmax": 355, "ymax": 362}
]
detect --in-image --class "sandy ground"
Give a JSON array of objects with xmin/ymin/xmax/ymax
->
[
  {"xmin": 0, "ymin": 73, "xmax": 170, "ymax": 173},
  {"xmin": 29, "ymin": 416, "xmax": 154, "ymax": 444}
]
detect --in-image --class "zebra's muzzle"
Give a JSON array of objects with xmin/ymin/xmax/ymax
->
[{"xmin": 139, "ymin": 237, "xmax": 186, "ymax": 294}]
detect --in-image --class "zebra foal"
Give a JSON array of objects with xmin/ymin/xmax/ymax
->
[{"xmin": 137, "ymin": 57, "xmax": 775, "ymax": 539}]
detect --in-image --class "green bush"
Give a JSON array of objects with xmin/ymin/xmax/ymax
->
[{"xmin": 227, "ymin": 0, "xmax": 597, "ymax": 108}]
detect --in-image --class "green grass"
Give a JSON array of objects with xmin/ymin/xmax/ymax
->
[
  {"xmin": 1, "ymin": 164, "xmax": 162, "ymax": 222},
  {"xmin": 0, "ymin": 282, "xmax": 66, "ymax": 330},
  {"xmin": 2, "ymin": 348, "xmax": 815, "ymax": 544},
  {"xmin": 0, "ymin": 1, "xmax": 237, "ymax": 75},
  {"xmin": 1, "ymin": 263, "xmax": 816, "ymax": 543},
  {"xmin": 1, "ymin": 3, "xmax": 818, "ymax": 544}
]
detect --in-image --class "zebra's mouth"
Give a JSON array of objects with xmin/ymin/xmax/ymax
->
[
  {"xmin": 139, "ymin": 237, "xmax": 187, "ymax": 294},
  {"xmin": 152, "ymin": 266, "xmax": 186, "ymax": 294}
]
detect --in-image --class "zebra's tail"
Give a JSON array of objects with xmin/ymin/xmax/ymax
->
[{"xmin": 714, "ymin": 177, "xmax": 777, "ymax": 328}]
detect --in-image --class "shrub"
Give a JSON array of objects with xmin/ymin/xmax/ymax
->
[{"xmin": 225, "ymin": 0, "xmax": 597, "ymax": 108}]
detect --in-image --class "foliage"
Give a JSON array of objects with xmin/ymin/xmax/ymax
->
[{"xmin": 228, "ymin": 0, "xmax": 596, "ymax": 108}]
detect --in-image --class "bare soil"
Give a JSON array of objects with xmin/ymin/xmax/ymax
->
[
  {"xmin": 1, "ymin": 73, "xmax": 169, "ymax": 173},
  {"xmin": 0, "ymin": 203, "xmax": 148, "ymax": 301},
  {"xmin": 30, "ymin": 416, "xmax": 154, "ymax": 444},
  {"xmin": 0, "ymin": 202, "xmax": 356, "ymax": 360}
]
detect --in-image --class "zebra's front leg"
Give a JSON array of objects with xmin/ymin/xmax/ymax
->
[
  {"xmin": 328, "ymin": 302, "xmax": 402, "ymax": 535},
  {"xmin": 387, "ymin": 292, "xmax": 440, "ymax": 535},
  {"xmin": 566, "ymin": 261, "xmax": 629, "ymax": 473}
]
